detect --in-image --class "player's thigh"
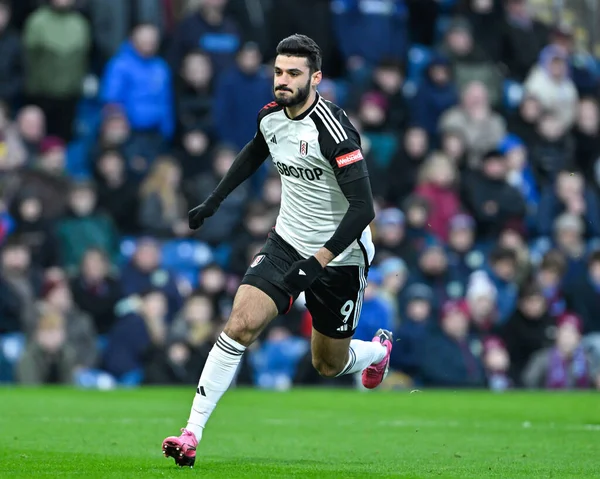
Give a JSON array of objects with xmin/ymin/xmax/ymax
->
[
  {"xmin": 306, "ymin": 264, "xmax": 367, "ymax": 340},
  {"xmin": 223, "ymin": 284, "xmax": 279, "ymax": 346}
]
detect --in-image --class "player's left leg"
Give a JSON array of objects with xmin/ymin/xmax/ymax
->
[{"xmin": 306, "ymin": 265, "xmax": 393, "ymax": 388}]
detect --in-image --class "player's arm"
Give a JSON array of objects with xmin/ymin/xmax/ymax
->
[
  {"xmin": 316, "ymin": 109, "xmax": 374, "ymax": 267},
  {"xmin": 318, "ymin": 175, "xmax": 375, "ymax": 266},
  {"xmin": 188, "ymin": 115, "xmax": 270, "ymax": 229}
]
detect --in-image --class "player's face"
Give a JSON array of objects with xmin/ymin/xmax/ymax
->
[{"xmin": 273, "ymin": 55, "xmax": 318, "ymax": 108}]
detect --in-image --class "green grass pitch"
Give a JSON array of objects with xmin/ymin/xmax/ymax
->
[{"xmin": 0, "ymin": 387, "xmax": 598, "ymax": 478}]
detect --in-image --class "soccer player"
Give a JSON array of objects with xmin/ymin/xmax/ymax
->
[{"xmin": 162, "ymin": 34, "xmax": 393, "ymax": 467}]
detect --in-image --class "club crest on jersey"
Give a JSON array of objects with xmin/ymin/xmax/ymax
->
[
  {"xmin": 250, "ymin": 254, "xmax": 265, "ymax": 268},
  {"xmin": 299, "ymin": 140, "xmax": 309, "ymax": 157}
]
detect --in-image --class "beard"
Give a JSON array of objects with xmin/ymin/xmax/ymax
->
[{"xmin": 274, "ymin": 79, "xmax": 311, "ymax": 108}]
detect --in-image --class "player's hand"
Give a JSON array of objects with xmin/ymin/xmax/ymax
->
[
  {"xmin": 188, "ymin": 201, "xmax": 217, "ymax": 230},
  {"xmin": 283, "ymin": 256, "xmax": 324, "ymax": 294}
]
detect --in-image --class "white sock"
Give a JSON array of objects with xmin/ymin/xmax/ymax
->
[
  {"xmin": 336, "ymin": 339, "xmax": 387, "ymax": 376},
  {"xmin": 185, "ymin": 332, "xmax": 246, "ymax": 441}
]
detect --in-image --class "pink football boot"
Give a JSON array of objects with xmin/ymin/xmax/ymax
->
[
  {"xmin": 162, "ymin": 428, "xmax": 198, "ymax": 467},
  {"xmin": 361, "ymin": 329, "xmax": 393, "ymax": 389}
]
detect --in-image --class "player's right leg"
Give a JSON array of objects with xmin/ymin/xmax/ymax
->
[
  {"xmin": 162, "ymin": 284, "xmax": 279, "ymax": 467},
  {"xmin": 162, "ymin": 229, "xmax": 299, "ymax": 467}
]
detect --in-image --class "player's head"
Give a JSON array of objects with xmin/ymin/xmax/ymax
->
[{"xmin": 273, "ymin": 34, "xmax": 322, "ymax": 108}]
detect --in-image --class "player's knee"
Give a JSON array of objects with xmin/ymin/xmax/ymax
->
[
  {"xmin": 311, "ymin": 356, "xmax": 344, "ymax": 378},
  {"xmin": 223, "ymin": 314, "xmax": 256, "ymax": 346}
]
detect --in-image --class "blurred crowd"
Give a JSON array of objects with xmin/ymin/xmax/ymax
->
[{"xmin": 0, "ymin": 0, "xmax": 600, "ymax": 391}]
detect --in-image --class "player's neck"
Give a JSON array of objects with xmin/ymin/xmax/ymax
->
[{"xmin": 285, "ymin": 91, "xmax": 318, "ymax": 120}]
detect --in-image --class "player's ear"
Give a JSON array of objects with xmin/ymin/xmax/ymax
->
[{"xmin": 311, "ymin": 71, "xmax": 322, "ymax": 88}]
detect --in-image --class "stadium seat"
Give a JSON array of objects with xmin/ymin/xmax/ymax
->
[{"xmin": 160, "ymin": 239, "xmax": 213, "ymax": 270}]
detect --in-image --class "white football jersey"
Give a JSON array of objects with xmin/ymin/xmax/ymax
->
[{"xmin": 256, "ymin": 93, "xmax": 375, "ymax": 267}]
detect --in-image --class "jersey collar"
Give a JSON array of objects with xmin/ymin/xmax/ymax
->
[{"xmin": 283, "ymin": 92, "xmax": 320, "ymax": 121}]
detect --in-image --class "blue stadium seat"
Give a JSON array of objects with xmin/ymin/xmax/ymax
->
[{"xmin": 160, "ymin": 239, "xmax": 214, "ymax": 270}]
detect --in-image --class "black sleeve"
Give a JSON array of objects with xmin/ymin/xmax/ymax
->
[
  {"xmin": 314, "ymin": 104, "xmax": 370, "ymax": 185},
  {"xmin": 324, "ymin": 176, "xmax": 375, "ymax": 257},
  {"xmin": 204, "ymin": 113, "xmax": 270, "ymax": 209}
]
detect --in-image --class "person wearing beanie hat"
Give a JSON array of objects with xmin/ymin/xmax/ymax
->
[
  {"xmin": 522, "ymin": 311, "xmax": 593, "ymax": 389},
  {"xmin": 465, "ymin": 270, "xmax": 498, "ymax": 333}
]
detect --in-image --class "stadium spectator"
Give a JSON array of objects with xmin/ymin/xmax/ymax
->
[
  {"xmin": 143, "ymin": 293, "xmax": 216, "ymax": 385},
  {"xmin": 406, "ymin": 237, "xmax": 461, "ymax": 313},
  {"xmin": 92, "ymin": 149, "xmax": 140, "ymax": 235},
  {"xmin": 524, "ymin": 45, "xmax": 579, "ymax": 130},
  {"xmin": 103, "ymin": 289, "xmax": 168, "ymax": 384},
  {"xmin": 572, "ymin": 98, "xmax": 600, "ymax": 187},
  {"xmin": 391, "ymin": 282, "xmax": 434, "ymax": 381},
  {"xmin": 461, "ymin": 149, "xmax": 526, "ymax": 241},
  {"xmin": 439, "ymin": 81, "xmax": 506, "ymax": 167},
  {"xmin": 378, "ymin": 256, "xmax": 408, "ymax": 321},
  {"xmin": 167, "ymin": 0, "xmax": 241, "ymax": 75},
  {"xmin": 194, "ymin": 262, "xmax": 233, "ymax": 322},
  {"xmin": 70, "ymin": 247, "xmax": 121, "ymax": 336},
  {"xmin": 0, "ymin": 101, "xmax": 25, "ymax": 171},
  {"xmin": 23, "ymin": 0, "xmax": 90, "ymax": 141},
  {"xmin": 213, "ymin": 42, "xmax": 272, "ymax": 151},
  {"xmin": 410, "ymin": 54, "xmax": 458, "ymax": 139},
  {"xmin": 507, "ymin": 93, "xmax": 544, "ymax": 147},
  {"xmin": 420, "ymin": 299, "xmax": 486, "ymax": 388},
  {"xmin": 402, "ymin": 195, "xmax": 436, "ymax": 253},
  {"xmin": 0, "ymin": 0, "xmax": 23, "ymax": 108},
  {"xmin": 9, "ymin": 192, "xmax": 59, "ymax": 270},
  {"xmin": 138, "ymin": 155, "xmax": 189, "ymax": 238},
  {"xmin": 499, "ymin": 134, "xmax": 539, "ymax": 220},
  {"xmin": 501, "ymin": 282, "xmax": 554, "ymax": 386},
  {"xmin": 465, "ymin": 270, "xmax": 498, "ymax": 333},
  {"xmin": 119, "ymin": 238, "xmax": 183, "ymax": 319},
  {"xmin": 460, "ymin": 0, "xmax": 504, "ymax": 62},
  {"xmin": 348, "ymin": 59, "xmax": 409, "ymax": 133},
  {"xmin": 175, "ymin": 124, "xmax": 214, "ymax": 179},
  {"xmin": 497, "ymin": 224, "xmax": 532, "ymax": 286},
  {"xmin": 175, "ymin": 49, "xmax": 214, "ymax": 139},
  {"xmin": 550, "ymin": 213, "xmax": 590, "ymax": 284},
  {"xmin": 55, "ymin": 180, "xmax": 120, "ymax": 273},
  {"xmin": 446, "ymin": 214, "xmax": 483, "ymax": 288},
  {"xmin": 500, "ymin": 0, "xmax": 550, "ymax": 82},
  {"xmin": 522, "ymin": 313, "xmax": 593, "ymax": 389},
  {"xmin": 486, "ymin": 247, "xmax": 519, "ymax": 324},
  {"xmin": 528, "ymin": 112, "xmax": 575, "ymax": 186},
  {"xmin": 536, "ymin": 249, "xmax": 568, "ymax": 318},
  {"xmin": 37, "ymin": 271, "xmax": 98, "ymax": 369},
  {"xmin": 101, "ymin": 23, "xmax": 175, "ymax": 144},
  {"xmin": 383, "ymin": 126, "xmax": 429, "ymax": 206},
  {"xmin": 16, "ymin": 309, "xmax": 77, "ymax": 384},
  {"xmin": 15, "ymin": 105, "xmax": 45, "ymax": 165},
  {"xmin": 536, "ymin": 170, "xmax": 600, "ymax": 239},
  {"xmin": 0, "ymin": 239, "xmax": 39, "ymax": 334},
  {"xmin": 564, "ymin": 249, "xmax": 600, "ymax": 334},
  {"xmin": 414, "ymin": 152, "xmax": 461, "ymax": 242},
  {"xmin": 439, "ymin": 16, "xmax": 503, "ymax": 107},
  {"xmin": 481, "ymin": 335, "xmax": 513, "ymax": 391},
  {"xmin": 439, "ymin": 128, "xmax": 468, "ymax": 170}
]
